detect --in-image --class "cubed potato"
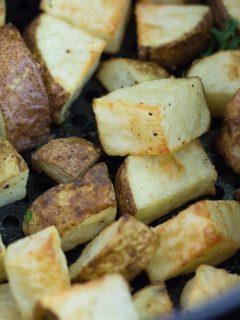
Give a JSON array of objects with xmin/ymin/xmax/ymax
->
[
  {"xmin": 136, "ymin": 3, "xmax": 212, "ymax": 70},
  {"xmin": 97, "ymin": 58, "xmax": 170, "ymax": 92},
  {"xmin": 23, "ymin": 163, "xmax": 116, "ymax": 251},
  {"xmin": 40, "ymin": 0, "xmax": 131, "ymax": 54},
  {"xmin": 24, "ymin": 14, "xmax": 105, "ymax": 123},
  {"xmin": 187, "ymin": 50, "xmax": 240, "ymax": 117},
  {"xmin": 0, "ymin": 138, "xmax": 29, "ymax": 207},
  {"xmin": 146, "ymin": 200, "xmax": 240, "ymax": 282},
  {"xmin": 69, "ymin": 214, "xmax": 159, "ymax": 282},
  {"xmin": 216, "ymin": 89, "xmax": 240, "ymax": 174},
  {"xmin": 0, "ymin": 235, "xmax": 6, "ymax": 283},
  {"xmin": 138, "ymin": 0, "xmax": 203, "ymax": 3},
  {"xmin": 0, "ymin": 24, "xmax": 51, "ymax": 152},
  {"xmin": 5, "ymin": 226, "xmax": 70, "ymax": 320},
  {"xmin": 93, "ymin": 77, "xmax": 210, "ymax": 156},
  {"xmin": 0, "ymin": 284, "xmax": 22, "ymax": 320},
  {"xmin": 133, "ymin": 282, "xmax": 173, "ymax": 320},
  {"xmin": 35, "ymin": 274, "xmax": 138, "ymax": 320},
  {"xmin": 209, "ymin": 0, "xmax": 240, "ymax": 29},
  {"xmin": 0, "ymin": 0, "xmax": 5, "ymax": 26},
  {"xmin": 180, "ymin": 265, "xmax": 240, "ymax": 310},
  {"xmin": 32, "ymin": 137, "xmax": 101, "ymax": 183},
  {"xmin": 116, "ymin": 140, "xmax": 217, "ymax": 224}
]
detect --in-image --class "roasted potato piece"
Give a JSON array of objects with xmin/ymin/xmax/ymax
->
[
  {"xmin": 93, "ymin": 77, "xmax": 210, "ymax": 156},
  {"xmin": 0, "ymin": 235, "xmax": 6, "ymax": 283},
  {"xmin": 187, "ymin": 50, "xmax": 240, "ymax": 117},
  {"xmin": 181, "ymin": 265, "xmax": 240, "ymax": 310},
  {"xmin": 40, "ymin": 0, "xmax": 131, "ymax": 54},
  {"xmin": 146, "ymin": 200, "xmax": 240, "ymax": 282},
  {"xmin": 133, "ymin": 282, "xmax": 173, "ymax": 320},
  {"xmin": 116, "ymin": 140, "xmax": 217, "ymax": 224},
  {"xmin": 216, "ymin": 89, "xmax": 240, "ymax": 174},
  {"xmin": 0, "ymin": 0, "xmax": 5, "ymax": 26},
  {"xmin": 138, "ymin": 0, "xmax": 203, "ymax": 3},
  {"xmin": 5, "ymin": 226, "xmax": 70, "ymax": 320},
  {"xmin": 24, "ymin": 14, "xmax": 105, "ymax": 123},
  {"xmin": 0, "ymin": 284, "xmax": 22, "ymax": 320},
  {"xmin": 32, "ymin": 137, "xmax": 101, "ymax": 183},
  {"xmin": 23, "ymin": 163, "xmax": 116, "ymax": 251},
  {"xmin": 97, "ymin": 58, "xmax": 170, "ymax": 92},
  {"xmin": 0, "ymin": 24, "xmax": 51, "ymax": 152},
  {"xmin": 0, "ymin": 138, "xmax": 29, "ymax": 207},
  {"xmin": 209, "ymin": 0, "xmax": 240, "ymax": 29},
  {"xmin": 136, "ymin": 4, "xmax": 212, "ymax": 70},
  {"xmin": 35, "ymin": 274, "xmax": 138, "ymax": 320},
  {"xmin": 235, "ymin": 189, "xmax": 240, "ymax": 201},
  {"xmin": 69, "ymin": 214, "xmax": 159, "ymax": 282}
]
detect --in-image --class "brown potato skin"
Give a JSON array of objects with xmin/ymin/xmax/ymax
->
[
  {"xmin": 216, "ymin": 89, "xmax": 240, "ymax": 174},
  {"xmin": 0, "ymin": 24, "xmax": 51, "ymax": 152},
  {"xmin": 32, "ymin": 137, "xmax": 101, "ymax": 183},
  {"xmin": 23, "ymin": 163, "xmax": 116, "ymax": 236},
  {"xmin": 24, "ymin": 16, "xmax": 70, "ymax": 124},
  {"xmin": 235, "ymin": 189, "xmax": 240, "ymax": 201},
  {"xmin": 138, "ymin": 10, "xmax": 212, "ymax": 70},
  {"xmin": 208, "ymin": 0, "xmax": 239, "ymax": 30}
]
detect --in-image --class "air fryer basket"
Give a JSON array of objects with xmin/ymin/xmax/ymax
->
[{"xmin": 1, "ymin": 1, "xmax": 240, "ymax": 319}]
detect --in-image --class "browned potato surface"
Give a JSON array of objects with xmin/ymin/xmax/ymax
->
[
  {"xmin": 32, "ymin": 137, "xmax": 101, "ymax": 183},
  {"xmin": 209, "ymin": 0, "xmax": 240, "ymax": 30}
]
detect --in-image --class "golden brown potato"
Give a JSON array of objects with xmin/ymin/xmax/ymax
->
[
  {"xmin": 69, "ymin": 214, "xmax": 159, "ymax": 282},
  {"xmin": 0, "ymin": 284, "xmax": 22, "ymax": 320},
  {"xmin": 180, "ymin": 265, "xmax": 240, "ymax": 310},
  {"xmin": 0, "ymin": 235, "xmax": 6, "ymax": 283},
  {"xmin": 5, "ymin": 226, "xmax": 70, "ymax": 320},
  {"xmin": 32, "ymin": 137, "xmax": 101, "ymax": 183},
  {"xmin": 23, "ymin": 163, "xmax": 116, "ymax": 251},
  {"xmin": 209, "ymin": 0, "xmax": 240, "ymax": 29},
  {"xmin": 0, "ymin": 138, "xmax": 29, "ymax": 207},
  {"xmin": 216, "ymin": 89, "xmax": 240, "ymax": 174},
  {"xmin": 0, "ymin": 0, "xmax": 5, "ymax": 26},
  {"xmin": 146, "ymin": 200, "xmax": 240, "ymax": 282},
  {"xmin": 24, "ymin": 14, "xmax": 105, "ymax": 123},
  {"xmin": 0, "ymin": 24, "xmax": 51, "ymax": 152},
  {"xmin": 35, "ymin": 274, "xmax": 139, "ymax": 320},
  {"xmin": 133, "ymin": 282, "xmax": 173, "ymax": 320},
  {"xmin": 136, "ymin": 3, "xmax": 212, "ymax": 70}
]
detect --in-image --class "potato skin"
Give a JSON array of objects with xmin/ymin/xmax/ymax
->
[
  {"xmin": 137, "ymin": 9, "xmax": 212, "ymax": 70},
  {"xmin": 208, "ymin": 0, "xmax": 237, "ymax": 30},
  {"xmin": 0, "ymin": 24, "xmax": 51, "ymax": 152}
]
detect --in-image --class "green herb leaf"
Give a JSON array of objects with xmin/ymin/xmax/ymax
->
[{"xmin": 24, "ymin": 210, "xmax": 33, "ymax": 222}]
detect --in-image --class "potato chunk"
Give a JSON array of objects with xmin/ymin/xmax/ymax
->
[
  {"xmin": 133, "ymin": 282, "xmax": 173, "ymax": 320},
  {"xmin": 0, "ymin": 24, "xmax": 51, "ymax": 152},
  {"xmin": 69, "ymin": 214, "xmax": 159, "ymax": 282},
  {"xmin": 0, "ymin": 0, "xmax": 5, "ymax": 26},
  {"xmin": 116, "ymin": 140, "xmax": 217, "ymax": 224},
  {"xmin": 93, "ymin": 77, "xmax": 210, "ymax": 156},
  {"xmin": 0, "ymin": 138, "xmax": 29, "ymax": 207},
  {"xmin": 0, "ymin": 284, "xmax": 22, "ymax": 320},
  {"xmin": 136, "ymin": 3, "xmax": 212, "ymax": 70},
  {"xmin": 35, "ymin": 274, "xmax": 138, "ymax": 320},
  {"xmin": 40, "ymin": 0, "xmax": 131, "ymax": 54},
  {"xmin": 32, "ymin": 137, "xmax": 101, "ymax": 183},
  {"xmin": 0, "ymin": 235, "xmax": 6, "ymax": 283},
  {"xmin": 187, "ymin": 50, "xmax": 240, "ymax": 117},
  {"xmin": 24, "ymin": 14, "xmax": 105, "ymax": 123},
  {"xmin": 23, "ymin": 163, "xmax": 116, "ymax": 251},
  {"xmin": 180, "ymin": 265, "xmax": 240, "ymax": 310},
  {"xmin": 209, "ymin": 0, "xmax": 240, "ymax": 29},
  {"xmin": 97, "ymin": 58, "xmax": 169, "ymax": 92},
  {"xmin": 146, "ymin": 200, "xmax": 240, "ymax": 282},
  {"xmin": 5, "ymin": 226, "xmax": 70, "ymax": 320}
]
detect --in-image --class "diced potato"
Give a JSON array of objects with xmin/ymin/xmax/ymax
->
[
  {"xmin": 0, "ymin": 235, "xmax": 6, "ymax": 283},
  {"xmin": 0, "ymin": 24, "xmax": 51, "ymax": 152},
  {"xmin": 0, "ymin": 0, "xmax": 5, "ymax": 26},
  {"xmin": 32, "ymin": 137, "xmax": 101, "ymax": 183},
  {"xmin": 0, "ymin": 284, "xmax": 22, "ymax": 320},
  {"xmin": 93, "ymin": 77, "xmax": 210, "ymax": 156},
  {"xmin": 0, "ymin": 138, "xmax": 29, "ymax": 207},
  {"xmin": 116, "ymin": 140, "xmax": 217, "ymax": 224},
  {"xmin": 136, "ymin": 4, "xmax": 212, "ymax": 70},
  {"xmin": 138, "ymin": 0, "xmax": 203, "ymax": 3},
  {"xmin": 24, "ymin": 14, "xmax": 105, "ymax": 123},
  {"xmin": 69, "ymin": 214, "xmax": 159, "ymax": 282},
  {"xmin": 133, "ymin": 282, "xmax": 173, "ymax": 320},
  {"xmin": 216, "ymin": 89, "xmax": 240, "ymax": 174},
  {"xmin": 5, "ymin": 226, "xmax": 70, "ymax": 320},
  {"xmin": 180, "ymin": 265, "xmax": 240, "ymax": 310},
  {"xmin": 187, "ymin": 50, "xmax": 240, "ymax": 117},
  {"xmin": 97, "ymin": 58, "xmax": 170, "ymax": 92},
  {"xmin": 35, "ymin": 274, "xmax": 138, "ymax": 320},
  {"xmin": 40, "ymin": 0, "xmax": 131, "ymax": 54},
  {"xmin": 209, "ymin": 0, "xmax": 240, "ymax": 29},
  {"xmin": 23, "ymin": 163, "xmax": 116, "ymax": 251},
  {"xmin": 146, "ymin": 200, "xmax": 240, "ymax": 282}
]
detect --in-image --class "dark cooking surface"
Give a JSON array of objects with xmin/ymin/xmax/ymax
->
[{"xmin": 1, "ymin": 0, "xmax": 240, "ymax": 317}]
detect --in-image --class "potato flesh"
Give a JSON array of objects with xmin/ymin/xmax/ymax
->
[
  {"xmin": 0, "ymin": 0, "xmax": 5, "ymax": 26},
  {"xmin": 0, "ymin": 236, "xmax": 6, "ymax": 283},
  {"xmin": 0, "ymin": 284, "xmax": 22, "ymax": 320},
  {"xmin": 222, "ymin": 0, "xmax": 240, "ymax": 22}
]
